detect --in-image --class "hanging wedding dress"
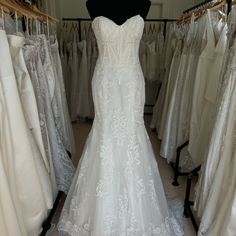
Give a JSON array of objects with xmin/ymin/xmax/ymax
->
[
  {"xmin": 194, "ymin": 10, "xmax": 236, "ymax": 232},
  {"xmin": 189, "ymin": 10, "xmax": 228, "ymax": 166},
  {"xmin": 23, "ymin": 41, "xmax": 58, "ymax": 199},
  {"xmin": 23, "ymin": 35, "xmax": 75, "ymax": 195},
  {"xmin": 50, "ymin": 38, "xmax": 75, "ymax": 156},
  {"xmin": 8, "ymin": 34, "xmax": 54, "ymax": 209},
  {"xmin": 193, "ymin": 13, "xmax": 229, "ymax": 218},
  {"xmin": 0, "ymin": 150, "xmax": 26, "ymax": 236},
  {"xmin": 197, "ymin": 9, "xmax": 236, "ymax": 235},
  {"xmin": 160, "ymin": 22, "xmax": 193, "ymax": 163},
  {"xmin": 87, "ymin": 33, "xmax": 97, "ymax": 118},
  {"xmin": 76, "ymin": 40, "xmax": 90, "ymax": 119},
  {"xmin": 0, "ymin": 29, "xmax": 48, "ymax": 236},
  {"xmin": 158, "ymin": 35, "xmax": 183, "ymax": 141},
  {"xmin": 0, "ymin": 63, "xmax": 27, "ymax": 236},
  {"xmin": 150, "ymin": 25, "xmax": 177, "ymax": 132},
  {"xmin": 69, "ymin": 32, "xmax": 80, "ymax": 121},
  {"xmin": 58, "ymin": 15, "xmax": 183, "ymax": 236},
  {"xmin": 8, "ymin": 34, "xmax": 49, "ymax": 171},
  {"xmin": 70, "ymin": 39, "xmax": 90, "ymax": 120},
  {"xmin": 41, "ymin": 35, "xmax": 72, "ymax": 155},
  {"xmin": 176, "ymin": 18, "xmax": 202, "ymax": 148},
  {"xmin": 196, "ymin": 38, "xmax": 236, "ymax": 236},
  {"xmin": 156, "ymin": 26, "xmax": 165, "ymax": 82}
]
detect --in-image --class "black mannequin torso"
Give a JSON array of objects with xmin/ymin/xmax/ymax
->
[{"xmin": 86, "ymin": 0, "xmax": 151, "ymax": 25}]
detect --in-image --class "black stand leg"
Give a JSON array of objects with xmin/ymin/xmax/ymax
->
[
  {"xmin": 172, "ymin": 147, "xmax": 181, "ymax": 186},
  {"xmin": 40, "ymin": 150, "xmax": 71, "ymax": 235},
  {"xmin": 184, "ymin": 174, "xmax": 192, "ymax": 218},
  {"xmin": 67, "ymin": 150, "xmax": 72, "ymax": 158},
  {"xmin": 171, "ymin": 140, "xmax": 189, "ymax": 186},
  {"xmin": 40, "ymin": 191, "xmax": 63, "ymax": 236},
  {"xmin": 183, "ymin": 165, "xmax": 201, "ymax": 234}
]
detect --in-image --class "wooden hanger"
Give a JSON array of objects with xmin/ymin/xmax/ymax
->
[
  {"xmin": 177, "ymin": 0, "xmax": 227, "ymax": 25},
  {"xmin": 31, "ymin": 4, "xmax": 59, "ymax": 23},
  {"xmin": 12, "ymin": 0, "xmax": 42, "ymax": 20},
  {"xmin": 0, "ymin": 0, "xmax": 58, "ymax": 23},
  {"xmin": 178, "ymin": 0, "xmax": 226, "ymax": 24},
  {"xmin": 0, "ymin": 0, "xmax": 25, "ymax": 17},
  {"xmin": 0, "ymin": 5, "xmax": 10, "ymax": 14},
  {"xmin": 195, "ymin": 0, "xmax": 227, "ymax": 22},
  {"xmin": 178, "ymin": 2, "xmax": 213, "ymax": 22},
  {"xmin": 11, "ymin": 0, "xmax": 39, "ymax": 19},
  {"xmin": 210, "ymin": 0, "xmax": 227, "ymax": 11}
]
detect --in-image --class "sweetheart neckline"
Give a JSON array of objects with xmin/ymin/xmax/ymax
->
[{"xmin": 92, "ymin": 14, "xmax": 143, "ymax": 27}]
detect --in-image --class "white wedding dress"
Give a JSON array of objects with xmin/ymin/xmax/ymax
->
[{"xmin": 58, "ymin": 15, "xmax": 183, "ymax": 236}]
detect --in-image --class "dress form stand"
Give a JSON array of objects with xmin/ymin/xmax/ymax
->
[{"xmin": 86, "ymin": 0, "xmax": 151, "ymax": 25}]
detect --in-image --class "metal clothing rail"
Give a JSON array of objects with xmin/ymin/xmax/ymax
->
[
  {"xmin": 40, "ymin": 191, "xmax": 63, "ymax": 235},
  {"xmin": 227, "ymin": 0, "xmax": 232, "ymax": 14},
  {"xmin": 171, "ymin": 140, "xmax": 190, "ymax": 186},
  {"xmin": 184, "ymin": 165, "xmax": 201, "ymax": 233},
  {"xmin": 41, "ymin": 153, "xmax": 71, "ymax": 235},
  {"xmin": 62, "ymin": 17, "xmax": 176, "ymax": 41},
  {"xmin": 183, "ymin": 0, "xmax": 233, "ymax": 15},
  {"xmin": 183, "ymin": 0, "xmax": 214, "ymax": 14}
]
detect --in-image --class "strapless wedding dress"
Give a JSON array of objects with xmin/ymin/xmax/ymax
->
[{"xmin": 58, "ymin": 15, "xmax": 183, "ymax": 236}]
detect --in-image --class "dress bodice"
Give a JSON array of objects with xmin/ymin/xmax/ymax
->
[{"xmin": 92, "ymin": 15, "xmax": 144, "ymax": 66}]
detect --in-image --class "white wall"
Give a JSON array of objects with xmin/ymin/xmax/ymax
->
[
  {"xmin": 57, "ymin": 0, "xmax": 196, "ymax": 20},
  {"xmin": 56, "ymin": 0, "xmax": 88, "ymax": 19},
  {"xmin": 149, "ymin": 0, "xmax": 195, "ymax": 19},
  {"xmin": 194, "ymin": 0, "xmax": 204, "ymax": 4}
]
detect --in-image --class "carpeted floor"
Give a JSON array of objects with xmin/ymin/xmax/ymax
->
[{"xmin": 46, "ymin": 116, "xmax": 197, "ymax": 236}]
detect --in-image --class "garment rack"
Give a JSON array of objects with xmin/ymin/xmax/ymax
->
[
  {"xmin": 62, "ymin": 17, "xmax": 176, "ymax": 41},
  {"xmin": 173, "ymin": 0, "xmax": 233, "ymax": 186},
  {"xmin": 183, "ymin": 0, "xmax": 232, "ymax": 15},
  {"xmin": 179, "ymin": 2, "xmax": 233, "ymax": 234},
  {"xmin": 173, "ymin": 0, "xmax": 233, "ymax": 185},
  {"xmin": 183, "ymin": 0, "xmax": 214, "ymax": 14}
]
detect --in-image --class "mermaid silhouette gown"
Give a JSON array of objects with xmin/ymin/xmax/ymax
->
[{"xmin": 58, "ymin": 15, "xmax": 183, "ymax": 236}]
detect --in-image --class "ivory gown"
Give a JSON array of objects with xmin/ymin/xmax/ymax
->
[{"xmin": 58, "ymin": 15, "xmax": 183, "ymax": 236}]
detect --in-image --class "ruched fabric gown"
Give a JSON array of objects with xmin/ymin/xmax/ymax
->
[{"xmin": 58, "ymin": 15, "xmax": 183, "ymax": 236}]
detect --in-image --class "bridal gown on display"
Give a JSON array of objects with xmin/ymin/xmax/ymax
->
[{"xmin": 58, "ymin": 15, "xmax": 183, "ymax": 236}]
